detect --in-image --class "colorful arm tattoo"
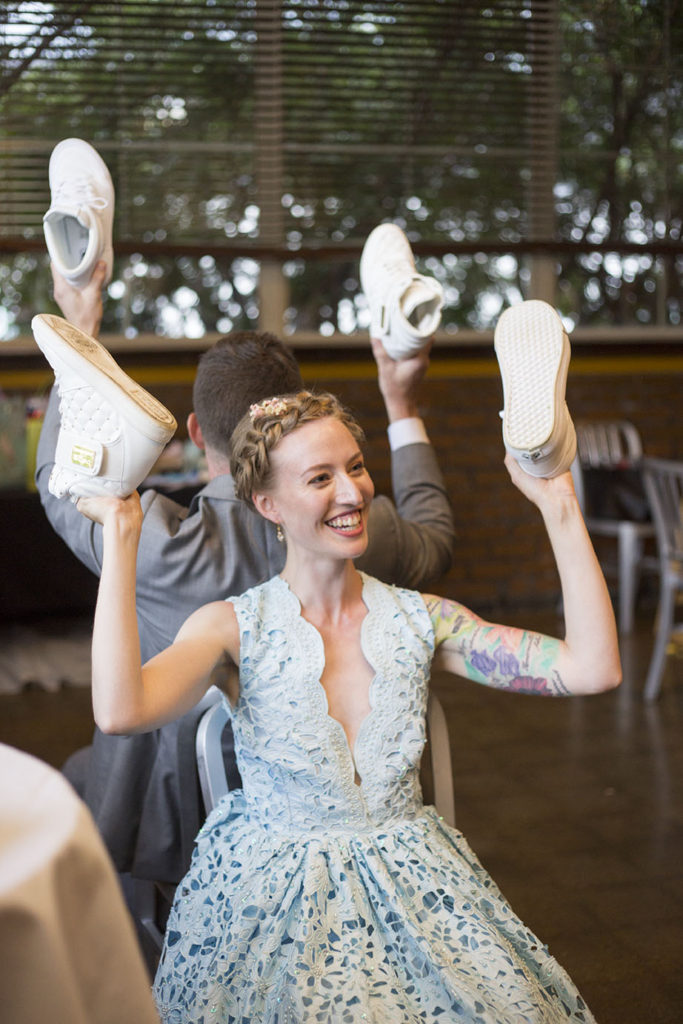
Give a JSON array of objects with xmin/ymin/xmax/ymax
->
[{"xmin": 425, "ymin": 596, "xmax": 571, "ymax": 696}]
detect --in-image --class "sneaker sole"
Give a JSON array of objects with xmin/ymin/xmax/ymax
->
[
  {"xmin": 31, "ymin": 314, "xmax": 176, "ymax": 444},
  {"xmin": 359, "ymin": 224, "xmax": 410, "ymax": 292},
  {"xmin": 359, "ymin": 224, "xmax": 408, "ymax": 340},
  {"xmin": 494, "ymin": 300, "xmax": 569, "ymax": 452}
]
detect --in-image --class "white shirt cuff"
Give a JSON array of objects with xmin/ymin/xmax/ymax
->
[{"xmin": 387, "ymin": 417, "xmax": 430, "ymax": 451}]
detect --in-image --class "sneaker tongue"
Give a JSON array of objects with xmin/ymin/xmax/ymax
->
[{"xmin": 46, "ymin": 205, "xmax": 92, "ymax": 229}]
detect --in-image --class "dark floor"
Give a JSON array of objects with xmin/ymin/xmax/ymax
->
[{"xmin": 1, "ymin": 607, "xmax": 682, "ymax": 1023}]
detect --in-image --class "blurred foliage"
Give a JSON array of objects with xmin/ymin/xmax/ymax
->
[
  {"xmin": 0, "ymin": 0, "xmax": 680, "ymax": 340},
  {"xmin": 554, "ymin": 0, "xmax": 682, "ymax": 326}
]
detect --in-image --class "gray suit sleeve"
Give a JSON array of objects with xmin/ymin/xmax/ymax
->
[
  {"xmin": 35, "ymin": 387, "xmax": 105, "ymax": 575},
  {"xmin": 356, "ymin": 442, "xmax": 454, "ymax": 590}
]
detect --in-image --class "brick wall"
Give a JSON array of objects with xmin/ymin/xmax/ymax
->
[
  {"xmin": 291, "ymin": 344, "xmax": 683, "ymax": 613},
  {"xmin": 2, "ymin": 341, "xmax": 681, "ymax": 615}
]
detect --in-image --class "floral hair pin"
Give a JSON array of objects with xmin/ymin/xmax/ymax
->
[{"xmin": 249, "ymin": 396, "xmax": 289, "ymax": 422}]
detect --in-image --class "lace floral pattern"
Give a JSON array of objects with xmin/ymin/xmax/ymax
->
[{"xmin": 154, "ymin": 574, "xmax": 595, "ymax": 1024}]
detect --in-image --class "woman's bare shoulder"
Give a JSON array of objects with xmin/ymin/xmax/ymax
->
[{"xmin": 175, "ymin": 599, "xmax": 240, "ymax": 660}]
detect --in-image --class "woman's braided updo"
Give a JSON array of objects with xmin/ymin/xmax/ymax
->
[{"xmin": 230, "ymin": 390, "xmax": 365, "ymax": 508}]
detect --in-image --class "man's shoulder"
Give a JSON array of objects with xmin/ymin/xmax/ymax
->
[
  {"xmin": 136, "ymin": 473, "xmax": 276, "ymax": 572},
  {"xmin": 140, "ymin": 473, "xmax": 239, "ymax": 520}
]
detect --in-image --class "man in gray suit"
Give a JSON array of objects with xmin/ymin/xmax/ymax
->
[{"xmin": 37, "ymin": 260, "xmax": 455, "ymax": 886}]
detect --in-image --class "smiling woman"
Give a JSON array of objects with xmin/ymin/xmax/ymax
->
[
  {"xmin": 230, "ymin": 390, "xmax": 367, "ymax": 509},
  {"xmin": 247, "ymin": 408, "xmax": 374, "ymax": 554},
  {"xmin": 73, "ymin": 362, "xmax": 621, "ymax": 1020}
]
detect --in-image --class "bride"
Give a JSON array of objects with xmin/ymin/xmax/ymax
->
[{"xmin": 79, "ymin": 389, "xmax": 620, "ymax": 1023}]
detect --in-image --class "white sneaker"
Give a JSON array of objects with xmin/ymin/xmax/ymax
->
[
  {"xmin": 43, "ymin": 139, "xmax": 114, "ymax": 289},
  {"xmin": 32, "ymin": 313, "xmax": 177, "ymax": 501},
  {"xmin": 494, "ymin": 300, "xmax": 577, "ymax": 478},
  {"xmin": 360, "ymin": 223, "xmax": 443, "ymax": 360}
]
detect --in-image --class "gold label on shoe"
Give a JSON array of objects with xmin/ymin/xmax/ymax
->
[{"xmin": 71, "ymin": 443, "xmax": 97, "ymax": 470}]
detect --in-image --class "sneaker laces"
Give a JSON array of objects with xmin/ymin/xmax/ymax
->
[{"xmin": 51, "ymin": 176, "xmax": 109, "ymax": 213}]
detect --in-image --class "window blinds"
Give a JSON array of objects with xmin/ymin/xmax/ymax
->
[{"xmin": 1, "ymin": 0, "xmax": 562, "ymax": 255}]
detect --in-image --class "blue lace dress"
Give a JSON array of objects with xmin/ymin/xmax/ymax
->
[{"xmin": 153, "ymin": 574, "xmax": 594, "ymax": 1024}]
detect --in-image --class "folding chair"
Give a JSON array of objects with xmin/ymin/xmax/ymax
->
[
  {"xmin": 571, "ymin": 419, "xmax": 657, "ymax": 633},
  {"xmin": 641, "ymin": 457, "xmax": 683, "ymax": 701}
]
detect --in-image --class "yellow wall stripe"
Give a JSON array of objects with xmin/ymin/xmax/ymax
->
[{"xmin": 2, "ymin": 354, "xmax": 683, "ymax": 392}]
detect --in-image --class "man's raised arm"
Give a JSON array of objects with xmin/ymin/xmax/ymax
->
[{"xmin": 356, "ymin": 336, "xmax": 455, "ymax": 589}]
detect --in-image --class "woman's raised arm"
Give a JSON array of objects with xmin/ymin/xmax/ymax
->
[
  {"xmin": 78, "ymin": 492, "xmax": 239, "ymax": 733},
  {"xmin": 426, "ymin": 456, "xmax": 621, "ymax": 696}
]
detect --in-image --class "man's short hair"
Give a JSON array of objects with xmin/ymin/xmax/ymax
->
[{"xmin": 192, "ymin": 331, "xmax": 303, "ymax": 453}]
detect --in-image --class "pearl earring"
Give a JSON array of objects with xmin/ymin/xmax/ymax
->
[{"xmin": 276, "ymin": 524, "xmax": 284, "ymax": 542}]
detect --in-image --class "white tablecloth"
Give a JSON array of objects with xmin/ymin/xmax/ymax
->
[{"xmin": 0, "ymin": 744, "xmax": 159, "ymax": 1024}]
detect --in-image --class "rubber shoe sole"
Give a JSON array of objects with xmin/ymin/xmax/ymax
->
[
  {"xmin": 494, "ymin": 300, "xmax": 576, "ymax": 478},
  {"xmin": 32, "ymin": 313, "xmax": 177, "ymax": 499}
]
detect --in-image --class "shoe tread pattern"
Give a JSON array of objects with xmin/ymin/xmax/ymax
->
[{"xmin": 495, "ymin": 302, "xmax": 564, "ymax": 451}]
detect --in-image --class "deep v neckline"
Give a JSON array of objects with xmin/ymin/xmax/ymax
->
[{"xmin": 276, "ymin": 573, "xmax": 378, "ymax": 788}]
